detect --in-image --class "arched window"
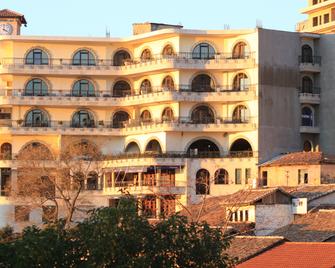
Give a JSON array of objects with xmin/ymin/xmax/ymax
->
[
  {"xmin": 25, "ymin": 109, "xmax": 49, "ymax": 127},
  {"xmin": 301, "ymin": 107, "xmax": 314, "ymax": 127},
  {"xmin": 113, "ymin": 50, "xmax": 131, "ymax": 66},
  {"xmin": 140, "ymin": 79, "xmax": 152, "ymax": 94},
  {"xmin": 72, "ymin": 110, "xmax": 95, "ymax": 128},
  {"xmin": 301, "ymin": 76, "xmax": 313, "ymax": 94},
  {"xmin": 233, "ymin": 73, "xmax": 249, "ymax": 91},
  {"xmin": 112, "ymin": 111, "xmax": 130, "ymax": 128},
  {"xmin": 187, "ymin": 139, "xmax": 220, "ymax": 157},
  {"xmin": 24, "ymin": 79, "xmax": 48, "ymax": 96},
  {"xmin": 18, "ymin": 142, "xmax": 54, "ymax": 160},
  {"xmin": 140, "ymin": 110, "xmax": 152, "ymax": 123},
  {"xmin": 162, "ymin": 76, "xmax": 175, "ymax": 90},
  {"xmin": 0, "ymin": 143, "xmax": 12, "ymax": 160},
  {"xmin": 230, "ymin": 139, "xmax": 253, "ymax": 157},
  {"xmin": 301, "ymin": 45, "xmax": 313, "ymax": 63},
  {"xmin": 72, "ymin": 79, "xmax": 95, "ymax": 97},
  {"xmin": 192, "ymin": 43, "xmax": 215, "ymax": 59},
  {"xmin": 87, "ymin": 172, "xmax": 99, "ymax": 190},
  {"xmin": 214, "ymin": 169, "xmax": 229, "ymax": 185},
  {"xmin": 65, "ymin": 140, "xmax": 100, "ymax": 160},
  {"xmin": 303, "ymin": 140, "xmax": 313, "ymax": 152},
  {"xmin": 162, "ymin": 45, "xmax": 174, "ymax": 57},
  {"xmin": 113, "ymin": 81, "xmax": 131, "ymax": 97},
  {"xmin": 72, "ymin": 49, "xmax": 96, "ymax": 66},
  {"xmin": 196, "ymin": 169, "xmax": 210, "ymax": 195},
  {"xmin": 232, "ymin": 42, "xmax": 248, "ymax": 59},
  {"xmin": 125, "ymin": 142, "xmax": 140, "ymax": 154},
  {"xmin": 232, "ymin": 105, "xmax": 248, "ymax": 123},
  {"xmin": 191, "ymin": 74, "xmax": 215, "ymax": 92},
  {"xmin": 145, "ymin": 140, "xmax": 162, "ymax": 154},
  {"xmin": 162, "ymin": 107, "xmax": 174, "ymax": 122},
  {"xmin": 25, "ymin": 49, "xmax": 49, "ymax": 65},
  {"xmin": 141, "ymin": 49, "xmax": 152, "ymax": 61},
  {"xmin": 191, "ymin": 105, "xmax": 215, "ymax": 124}
]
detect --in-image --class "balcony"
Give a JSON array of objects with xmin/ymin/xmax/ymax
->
[
  {"xmin": 0, "ymin": 52, "xmax": 256, "ymax": 76},
  {"xmin": 300, "ymin": 0, "xmax": 335, "ymax": 14},
  {"xmin": 299, "ymin": 56, "xmax": 321, "ymax": 73},
  {"xmin": 300, "ymin": 125, "xmax": 320, "ymax": 134},
  {"xmin": 299, "ymin": 87, "xmax": 321, "ymax": 104}
]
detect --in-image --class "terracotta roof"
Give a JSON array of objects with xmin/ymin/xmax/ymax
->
[
  {"xmin": 282, "ymin": 185, "xmax": 335, "ymax": 202},
  {"xmin": 260, "ymin": 151, "xmax": 335, "ymax": 167},
  {"xmin": 237, "ymin": 242, "xmax": 335, "ymax": 268},
  {"xmin": 179, "ymin": 188, "xmax": 291, "ymax": 225},
  {"xmin": 0, "ymin": 9, "xmax": 27, "ymax": 25},
  {"xmin": 270, "ymin": 210, "xmax": 335, "ymax": 242},
  {"xmin": 226, "ymin": 236, "xmax": 285, "ymax": 263}
]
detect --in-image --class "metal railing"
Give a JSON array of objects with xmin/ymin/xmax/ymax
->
[
  {"xmin": 298, "ymin": 86, "xmax": 321, "ymax": 95},
  {"xmin": 298, "ymin": 56, "xmax": 322, "ymax": 65}
]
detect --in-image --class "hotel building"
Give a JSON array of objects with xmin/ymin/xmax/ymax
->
[{"xmin": 0, "ymin": 0, "xmax": 334, "ymax": 227}]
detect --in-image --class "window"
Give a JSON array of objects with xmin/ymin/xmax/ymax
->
[
  {"xmin": 235, "ymin": 169, "xmax": 242, "ymax": 184},
  {"xmin": 245, "ymin": 168, "xmax": 251, "ymax": 185},
  {"xmin": 72, "ymin": 110, "xmax": 95, "ymax": 128},
  {"xmin": 313, "ymin": 17, "xmax": 318, "ymax": 27},
  {"xmin": 162, "ymin": 76, "xmax": 175, "ymax": 90},
  {"xmin": 301, "ymin": 107, "xmax": 314, "ymax": 127},
  {"xmin": 25, "ymin": 109, "xmax": 49, "ymax": 127},
  {"xmin": 112, "ymin": 111, "xmax": 130, "ymax": 128},
  {"xmin": 162, "ymin": 45, "xmax": 175, "ymax": 57},
  {"xmin": 140, "ymin": 110, "xmax": 152, "ymax": 123},
  {"xmin": 160, "ymin": 195, "xmax": 176, "ymax": 217},
  {"xmin": 232, "ymin": 105, "xmax": 248, "ymax": 123},
  {"xmin": 25, "ymin": 49, "xmax": 49, "ymax": 65},
  {"xmin": 191, "ymin": 74, "xmax": 215, "ymax": 92},
  {"xmin": 232, "ymin": 42, "xmax": 248, "ymax": 59},
  {"xmin": 72, "ymin": 79, "xmax": 95, "ymax": 97},
  {"xmin": 324, "ymin": 13, "xmax": 330, "ymax": 24},
  {"xmin": 192, "ymin": 43, "xmax": 215, "ymax": 59},
  {"xmin": 230, "ymin": 139, "xmax": 253, "ymax": 157},
  {"xmin": 145, "ymin": 140, "xmax": 162, "ymax": 154},
  {"xmin": 245, "ymin": 210, "xmax": 249, "ymax": 222},
  {"xmin": 214, "ymin": 169, "xmax": 229, "ymax": 185},
  {"xmin": 196, "ymin": 169, "xmax": 210, "ymax": 195},
  {"xmin": 72, "ymin": 50, "xmax": 96, "ymax": 66},
  {"xmin": 87, "ymin": 172, "xmax": 99, "ymax": 190},
  {"xmin": 125, "ymin": 142, "xmax": 140, "ymax": 154},
  {"xmin": 187, "ymin": 139, "xmax": 220, "ymax": 158},
  {"xmin": 42, "ymin": 206, "xmax": 57, "ymax": 223},
  {"xmin": 0, "ymin": 168, "xmax": 11, "ymax": 196},
  {"xmin": 0, "ymin": 143, "xmax": 12, "ymax": 160},
  {"xmin": 262, "ymin": 171, "xmax": 268, "ymax": 186},
  {"xmin": 298, "ymin": 169, "xmax": 309, "ymax": 184},
  {"xmin": 301, "ymin": 76, "xmax": 313, "ymax": 94},
  {"xmin": 303, "ymin": 140, "xmax": 313, "ymax": 152},
  {"xmin": 15, "ymin": 206, "xmax": 29, "ymax": 222},
  {"xmin": 191, "ymin": 105, "xmax": 215, "ymax": 124},
  {"xmin": 141, "ymin": 49, "xmax": 152, "ymax": 61},
  {"xmin": 142, "ymin": 196, "xmax": 156, "ymax": 218},
  {"xmin": 113, "ymin": 50, "xmax": 131, "ymax": 66},
  {"xmin": 113, "ymin": 81, "xmax": 131, "ymax": 97},
  {"xmin": 25, "ymin": 79, "xmax": 48, "ymax": 96},
  {"xmin": 233, "ymin": 73, "xmax": 249, "ymax": 91},
  {"xmin": 301, "ymin": 45, "xmax": 313, "ymax": 63},
  {"xmin": 162, "ymin": 107, "xmax": 174, "ymax": 122},
  {"xmin": 140, "ymin": 79, "xmax": 152, "ymax": 94}
]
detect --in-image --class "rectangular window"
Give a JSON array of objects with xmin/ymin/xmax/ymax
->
[
  {"xmin": 235, "ymin": 169, "xmax": 242, "ymax": 184},
  {"xmin": 245, "ymin": 168, "xmax": 251, "ymax": 185},
  {"xmin": 245, "ymin": 210, "xmax": 249, "ymax": 222},
  {"xmin": 313, "ymin": 17, "xmax": 318, "ymax": 27},
  {"xmin": 14, "ymin": 206, "xmax": 29, "ymax": 222},
  {"xmin": 324, "ymin": 13, "xmax": 330, "ymax": 24},
  {"xmin": 239, "ymin": 210, "xmax": 244, "ymax": 221},
  {"xmin": 298, "ymin": 169, "xmax": 309, "ymax": 184},
  {"xmin": 262, "ymin": 171, "xmax": 268, "ymax": 186}
]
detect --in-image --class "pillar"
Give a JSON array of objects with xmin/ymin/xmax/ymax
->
[
  {"xmin": 156, "ymin": 197, "xmax": 161, "ymax": 219},
  {"xmin": 111, "ymin": 172, "xmax": 115, "ymax": 188}
]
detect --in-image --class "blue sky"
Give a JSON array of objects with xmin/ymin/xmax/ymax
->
[{"xmin": 2, "ymin": 0, "xmax": 306, "ymax": 37}]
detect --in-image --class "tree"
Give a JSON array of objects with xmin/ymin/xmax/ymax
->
[
  {"xmin": 0, "ymin": 197, "xmax": 235, "ymax": 268},
  {"xmin": 12, "ymin": 140, "xmax": 104, "ymax": 228}
]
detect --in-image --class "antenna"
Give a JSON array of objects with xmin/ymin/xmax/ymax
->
[
  {"xmin": 256, "ymin": 19, "xmax": 263, "ymax": 28},
  {"xmin": 105, "ymin": 26, "xmax": 110, "ymax": 38},
  {"xmin": 224, "ymin": 24, "xmax": 230, "ymax": 30}
]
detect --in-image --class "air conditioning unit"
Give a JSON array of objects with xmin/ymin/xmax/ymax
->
[{"xmin": 292, "ymin": 198, "xmax": 307, "ymax": 214}]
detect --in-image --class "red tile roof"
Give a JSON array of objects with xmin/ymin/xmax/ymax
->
[
  {"xmin": 260, "ymin": 151, "xmax": 335, "ymax": 167},
  {"xmin": 238, "ymin": 242, "xmax": 335, "ymax": 268},
  {"xmin": 282, "ymin": 185, "xmax": 335, "ymax": 201},
  {"xmin": 0, "ymin": 9, "xmax": 27, "ymax": 25}
]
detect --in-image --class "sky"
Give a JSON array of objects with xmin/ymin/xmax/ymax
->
[{"xmin": 2, "ymin": 0, "xmax": 307, "ymax": 37}]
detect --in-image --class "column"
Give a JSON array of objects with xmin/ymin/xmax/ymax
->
[
  {"xmin": 155, "ymin": 168, "xmax": 161, "ymax": 187},
  {"xmin": 156, "ymin": 197, "xmax": 161, "ymax": 219},
  {"xmin": 111, "ymin": 172, "xmax": 115, "ymax": 188},
  {"xmin": 138, "ymin": 172, "xmax": 143, "ymax": 187}
]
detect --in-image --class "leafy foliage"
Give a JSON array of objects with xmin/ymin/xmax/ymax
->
[{"xmin": 0, "ymin": 197, "xmax": 234, "ymax": 268}]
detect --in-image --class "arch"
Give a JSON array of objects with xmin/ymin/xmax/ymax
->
[
  {"xmin": 87, "ymin": 171, "xmax": 99, "ymax": 190},
  {"xmin": 191, "ymin": 74, "xmax": 215, "ymax": 92},
  {"xmin": 125, "ymin": 141, "xmax": 141, "ymax": 154},
  {"xmin": 195, "ymin": 169, "xmax": 210, "ymax": 195},
  {"xmin": 0, "ymin": 143, "xmax": 12, "ymax": 160},
  {"xmin": 301, "ymin": 106, "xmax": 314, "ymax": 127},
  {"xmin": 301, "ymin": 44, "xmax": 313, "ymax": 63},
  {"xmin": 214, "ymin": 169, "xmax": 229, "ymax": 185},
  {"xmin": 162, "ymin": 44, "xmax": 175, "ymax": 57},
  {"xmin": 191, "ymin": 105, "xmax": 215, "ymax": 124},
  {"xmin": 230, "ymin": 138, "xmax": 253, "ymax": 157},
  {"xmin": 65, "ymin": 139, "xmax": 100, "ymax": 159},
  {"xmin": 72, "ymin": 49, "xmax": 96, "ymax": 66},
  {"xmin": 24, "ymin": 78, "xmax": 49, "ymax": 96},
  {"xmin": 25, "ymin": 48, "xmax": 49, "ymax": 65},
  {"xmin": 192, "ymin": 42, "xmax": 215, "ymax": 59},
  {"xmin": 24, "ymin": 109, "xmax": 50, "ymax": 127},
  {"xmin": 140, "ymin": 110, "xmax": 152, "ymax": 123},
  {"xmin": 112, "ymin": 80, "xmax": 131, "ymax": 97},
  {"xmin": 303, "ymin": 140, "xmax": 313, "ymax": 152},
  {"xmin": 145, "ymin": 139, "xmax": 162, "ymax": 154},
  {"xmin": 187, "ymin": 139, "xmax": 220, "ymax": 157},
  {"xmin": 112, "ymin": 111, "xmax": 130, "ymax": 128},
  {"xmin": 71, "ymin": 110, "xmax": 95, "ymax": 128},
  {"xmin": 72, "ymin": 79, "xmax": 95, "ymax": 97},
  {"xmin": 232, "ymin": 105, "xmax": 249, "ymax": 123},
  {"xmin": 232, "ymin": 41, "xmax": 248, "ymax": 59},
  {"xmin": 18, "ymin": 142, "xmax": 54, "ymax": 160},
  {"xmin": 233, "ymin": 73, "xmax": 249, "ymax": 91},
  {"xmin": 140, "ymin": 79, "xmax": 152, "ymax": 94},
  {"xmin": 113, "ymin": 49, "xmax": 131, "ymax": 66},
  {"xmin": 301, "ymin": 76, "xmax": 313, "ymax": 94},
  {"xmin": 162, "ymin": 107, "xmax": 174, "ymax": 122},
  {"xmin": 162, "ymin": 75, "xmax": 175, "ymax": 90},
  {"xmin": 141, "ymin": 48, "xmax": 152, "ymax": 61}
]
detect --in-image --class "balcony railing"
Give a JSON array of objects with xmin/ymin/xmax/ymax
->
[
  {"xmin": 0, "ymin": 52, "xmax": 255, "ymax": 69},
  {"xmin": 298, "ymin": 56, "xmax": 322, "ymax": 65},
  {"xmin": 298, "ymin": 87, "xmax": 321, "ymax": 95}
]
